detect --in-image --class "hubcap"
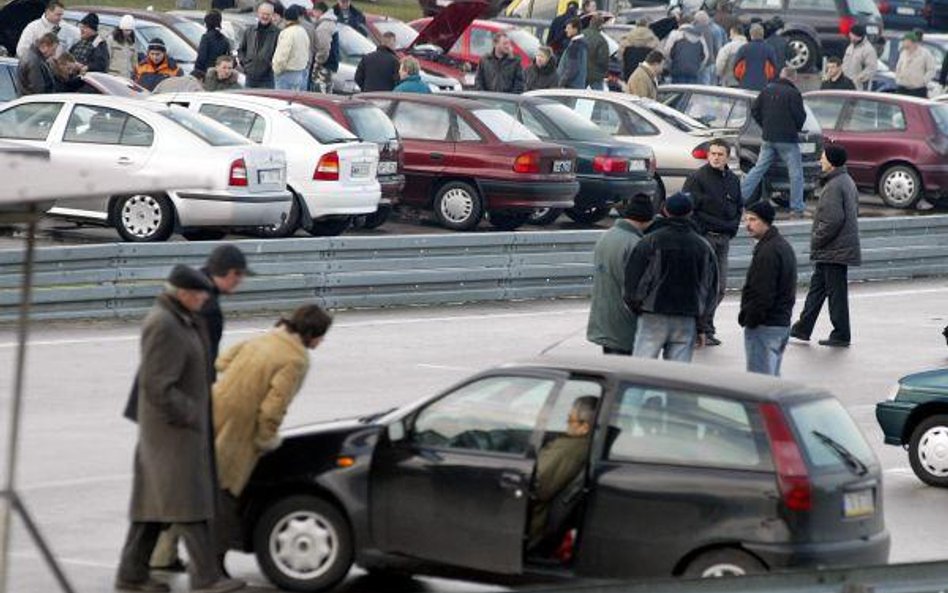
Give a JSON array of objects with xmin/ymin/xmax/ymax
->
[
  {"xmin": 883, "ymin": 170, "xmax": 917, "ymax": 206},
  {"xmin": 269, "ymin": 511, "xmax": 338, "ymax": 580},
  {"xmin": 701, "ymin": 563, "xmax": 748, "ymax": 578},
  {"xmin": 917, "ymin": 425, "xmax": 948, "ymax": 477},
  {"xmin": 787, "ymin": 40, "xmax": 809, "ymax": 69},
  {"xmin": 121, "ymin": 195, "xmax": 162, "ymax": 238},
  {"xmin": 440, "ymin": 188, "xmax": 474, "ymax": 224},
  {"xmin": 530, "ymin": 207, "xmax": 551, "ymax": 221}
]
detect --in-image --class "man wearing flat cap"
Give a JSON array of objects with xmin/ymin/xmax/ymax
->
[
  {"xmin": 739, "ymin": 201, "xmax": 798, "ymax": 375},
  {"xmin": 116, "ymin": 265, "xmax": 245, "ymax": 593},
  {"xmin": 624, "ymin": 192, "xmax": 719, "ymax": 362}
]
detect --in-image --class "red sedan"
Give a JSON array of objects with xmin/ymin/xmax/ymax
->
[
  {"xmin": 804, "ymin": 90, "xmax": 948, "ymax": 209},
  {"xmin": 360, "ymin": 92, "xmax": 579, "ymax": 231},
  {"xmin": 408, "ymin": 17, "xmax": 541, "ymax": 69}
]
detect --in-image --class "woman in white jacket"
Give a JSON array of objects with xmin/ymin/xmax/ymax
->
[
  {"xmin": 107, "ymin": 15, "xmax": 138, "ymax": 80},
  {"xmin": 271, "ymin": 5, "xmax": 311, "ymax": 90}
]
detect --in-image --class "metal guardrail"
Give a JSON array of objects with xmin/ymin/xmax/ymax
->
[{"xmin": 1, "ymin": 215, "xmax": 947, "ymax": 322}]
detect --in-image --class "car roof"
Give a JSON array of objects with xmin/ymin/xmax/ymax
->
[
  {"xmin": 659, "ymin": 84, "xmax": 758, "ymax": 99},
  {"xmin": 232, "ymin": 89, "xmax": 371, "ymax": 107},
  {"xmin": 66, "ymin": 6, "xmax": 188, "ymax": 23},
  {"xmin": 360, "ymin": 92, "xmax": 489, "ymax": 110},
  {"xmin": 13, "ymin": 93, "xmax": 168, "ymax": 112},
  {"xmin": 804, "ymin": 89, "xmax": 936, "ymax": 106},
  {"xmin": 161, "ymin": 92, "xmax": 295, "ymax": 111},
  {"xmin": 450, "ymin": 91, "xmax": 559, "ymax": 105}
]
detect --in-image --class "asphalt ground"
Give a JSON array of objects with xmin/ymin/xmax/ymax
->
[{"xmin": 1, "ymin": 278, "xmax": 948, "ymax": 592}]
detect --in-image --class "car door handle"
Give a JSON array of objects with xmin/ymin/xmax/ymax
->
[
  {"xmin": 117, "ymin": 157, "xmax": 134, "ymax": 166},
  {"xmin": 499, "ymin": 472, "xmax": 524, "ymax": 498},
  {"xmin": 429, "ymin": 152, "xmax": 443, "ymax": 161}
]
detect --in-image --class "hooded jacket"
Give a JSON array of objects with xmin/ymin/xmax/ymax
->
[
  {"xmin": 238, "ymin": 21, "xmax": 279, "ymax": 86},
  {"xmin": 314, "ymin": 11, "xmax": 338, "ymax": 67},
  {"xmin": 524, "ymin": 56, "xmax": 559, "ymax": 91},
  {"xmin": 558, "ymin": 34, "xmax": 588, "ymax": 89},
  {"xmin": 668, "ymin": 25, "xmax": 708, "ymax": 78},
  {"xmin": 474, "ymin": 51, "xmax": 525, "ymax": 93},
  {"xmin": 811, "ymin": 167, "xmax": 861, "ymax": 266}
]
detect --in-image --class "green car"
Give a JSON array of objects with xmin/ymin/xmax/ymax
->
[{"xmin": 876, "ymin": 369, "xmax": 948, "ymax": 486}]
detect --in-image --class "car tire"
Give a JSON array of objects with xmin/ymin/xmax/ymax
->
[
  {"xmin": 360, "ymin": 205, "xmax": 392, "ymax": 230},
  {"xmin": 257, "ymin": 192, "xmax": 301, "ymax": 238},
  {"xmin": 683, "ymin": 548, "xmax": 767, "ymax": 578},
  {"xmin": 784, "ymin": 33, "xmax": 819, "ymax": 72},
  {"xmin": 181, "ymin": 229, "xmax": 227, "ymax": 241},
  {"xmin": 527, "ymin": 208, "xmax": 563, "ymax": 226},
  {"xmin": 565, "ymin": 204, "xmax": 611, "ymax": 225},
  {"xmin": 112, "ymin": 193, "xmax": 175, "ymax": 242},
  {"xmin": 908, "ymin": 414, "xmax": 948, "ymax": 487},
  {"xmin": 433, "ymin": 181, "xmax": 483, "ymax": 231},
  {"xmin": 488, "ymin": 210, "xmax": 531, "ymax": 231},
  {"xmin": 306, "ymin": 216, "xmax": 352, "ymax": 237},
  {"xmin": 254, "ymin": 495, "xmax": 353, "ymax": 593},
  {"xmin": 878, "ymin": 164, "xmax": 922, "ymax": 209}
]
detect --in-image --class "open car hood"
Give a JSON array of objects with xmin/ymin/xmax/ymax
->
[
  {"xmin": 409, "ymin": 0, "xmax": 488, "ymax": 53},
  {"xmin": 0, "ymin": 0, "xmax": 44, "ymax": 55}
]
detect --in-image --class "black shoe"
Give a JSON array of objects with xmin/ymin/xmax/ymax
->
[
  {"xmin": 115, "ymin": 578, "xmax": 170, "ymax": 593},
  {"xmin": 789, "ymin": 324, "xmax": 809, "ymax": 342},
  {"xmin": 818, "ymin": 338, "xmax": 850, "ymax": 348},
  {"xmin": 150, "ymin": 559, "xmax": 187, "ymax": 573},
  {"xmin": 705, "ymin": 335, "xmax": 722, "ymax": 346}
]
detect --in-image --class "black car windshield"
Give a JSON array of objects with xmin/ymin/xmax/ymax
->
[
  {"xmin": 171, "ymin": 18, "xmax": 207, "ymax": 48},
  {"xmin": 787, "ymin": 398, "xmax": 875, "ymax": 471},
  {"xmin": 160, "ymin": 106, "xmax": 248, "ymax": 146},
  {"xmin": 847, "ymin": 0, "xmax": 881, "ymax": 16},
  {"xmin": 372, "ymin": 18, "xmax": 418, "ymax": 50},
  {"xmin": 288, "ymin": 107, "xmax": 358, "ymax": 143},
  {"xmin": 931, "ymin": 104, "xmax": 948, "ymax": 135},
  {"xmin": 536, "ymin": 102, "xmax": 611, "ymax": 142},
  {"xmin": 345, "ymin": 105, "xmax": 398, "ymax": 143}
]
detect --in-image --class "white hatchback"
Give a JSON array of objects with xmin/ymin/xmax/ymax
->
[
  {"xmin": 0, "ymin": 94, "xmax": 292, "ymax": 242},
  {"xmin": 153, "ymin": 93, "xmax": 381, "ymax": 237}
]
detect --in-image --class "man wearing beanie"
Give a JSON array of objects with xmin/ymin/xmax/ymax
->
[
  {"xmin": 134, "ymin": 37, "xmax": 182, "ymax": 91},
  {"xmin": 69, "ymin": 13, "xmax": 109, "ymax": 73},
  {"xmin": 624, "ymin": 192, "xmax": 719, "ymax": 362},
  {"xmin": 791, "ymin": 145, "xmax": 861, "ymax": 347},
  {"xmin": 739, "ymin": 201, "xmax": 798, "ymax": 375},
  {"xmin": 587, "ymin": 194, "xmax": 655, "ymax": 356},
  {"xmin": 842, "ymin": 24, "xmax": 877, "ymax": 90}
]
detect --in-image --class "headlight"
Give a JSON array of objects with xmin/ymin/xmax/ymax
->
[{"xmin": 886, "ymin": 383, "xmax": 902, "ymax": 401}]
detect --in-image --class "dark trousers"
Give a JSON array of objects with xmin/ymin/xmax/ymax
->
[
  {"xmin": 794, "ymin": 262, "xmax": 850, "ymax": 342},
  {"xmin": 698, "ymin": 233, "xmax": 730, "ymax": 336},
  {"xmin": 602, "ymin": 346, "xmax": 632, "ymax": 356},
  {"xmin": 896, "ymin": 85, "xmax": 927, "ymax": 98},
  {"xmin": 118, "ymin": 521, "xmax": 220, "ymax": 587}
]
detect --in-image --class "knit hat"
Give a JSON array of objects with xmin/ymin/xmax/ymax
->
[
  {"xmin": 204, "ymin": 10, "xmax": 222, "ymax": 30},
  {"xmin": 147, "ymin": 37, "xmax": 167, "ymax": 52},
  {"xmin": 79, "ymin": 13, "xmax": 99, "ymax": 30},
  {"xmin": 620, "ymin": 194, "xmax": 654, "ymax": 222},
  {"xmin": 119, "ymin": 14, "xmax": 135, "ymax": 31},
  {"xmin": 850, "ymin": 24, "xmax": 866, "ymax": 38},
  {"xmin": 663, "ymin": 192, "xmax": 693, "ymax": 217},
  {"xmin": 824, "ymin": 144, "xmax": 847, "ymax": 167},
  {"xmin": 746, "ymin": 200, "xmax": 775, "ymax": 226},
  {"xmin": 167, "ymin": 265, "xmax": 214, "ymax": 291},
  {"xmin": 284, "ymin": 4, "xmax": 304, "ymax": 21}
]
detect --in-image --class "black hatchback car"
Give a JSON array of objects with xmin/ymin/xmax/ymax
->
[
  {"xmin": 235, "ymin": 356, "xmax": 889, "ymax": 592},
  {"xmin": 452, "ymin": 91, "xmax": 658, "ymax": 226},
  {"xmin": 658, "ymin": 85, "xmax": 824, "ymax": 206}
]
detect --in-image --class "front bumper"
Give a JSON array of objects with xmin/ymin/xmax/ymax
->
[
  {"xmin": 477, "ymin": 179, "xmax": 580, "ymax": 210},
  {"xmin": 170, "ymin": 188, "xmax": 292, "ymax": 227},
  {"xmin": 875, "ymin": 400, "xmax": 916, "ymax": 445},
  {"xmin": 576, "ymin": 176, "xmax": 657, "ymax": 208},
  {"xmin": 746, "ymin": 529, "xmax": 890, "ymax": 570}
]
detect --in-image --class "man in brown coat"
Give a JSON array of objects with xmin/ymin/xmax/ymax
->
[
  {"xmin": 626, "ymin": 50, "xmax": 663, "ymax": 100},
  {"xmin": 115, "ymin": 265, "xmax": 245, "ymax": 593}
]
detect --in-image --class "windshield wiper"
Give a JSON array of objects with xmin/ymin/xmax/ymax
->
[
  {"xmin": 358, "ymin": 407, "xmax": 397, "ymax": 424},
  {"xmin": 812, "ymin": 430, "xmax": 869, "ymax": 476},
  {"xmin": 322, "ymin": 137, "xmax": 355, "ymax": 144}
]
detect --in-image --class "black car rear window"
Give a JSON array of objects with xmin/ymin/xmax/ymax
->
[
  {"xmin": 345, "ymin": 105, "xmax": 398, "ymax": 144},
  {"xmin": 787, "ymin": 398, "xmax": 875, "ymax": 471},
  {"xmin": 288, "ymin": 107, "xmax": 358, "ymax": 144},
  {"xmin": 536, "ymin": 103, "xmax": 612, "ymax": 142}
]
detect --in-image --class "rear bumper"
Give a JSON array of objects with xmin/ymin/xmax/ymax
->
[
  {"xmin": 577, "ymin": 176, "xmax": 657, "ymax": 208},
  {"xmin": 746, "ymin": 529, "xmax": 890, "ymax": 570},
  {"xmin": 875, "ymin": 400, "xmax": 915, "ymax": 445},
  {"xmin": 296, "ymin": 179, "xmax": 382, "ymax": 219},
  {"xmin": 477, "ymin": 179, "xmax": 580, "ymax": 210},
  {"xmin": 919, "ymin": 164, "xmax": 948, "ymax": 197},
  {"xmin": 170, "ymin": 188, "xmax": 292, "ymax": 227},
  {"xmin": 380, "ymin": 174, "xmax": 405, "ymax": 206}
]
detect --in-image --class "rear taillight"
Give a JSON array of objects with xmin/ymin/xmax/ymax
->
[
  {"xmin": 228, "ymin": 158, "xmax": 248, "ymax": 187},
  {"xmin": 878, "ymin": 0, "xmax": 890, "ymax": 13},
  {"xmin": 314, "ymin": 151, "xmax": 340, "ymax": 181},
  {"xmin": 513, "ymin": 151, "xmax": 541, "ymax": 174},
  {"xmin": 593, "ymin": 155, "xmax": 629, "ymax": 175},
  {"xmin": 839, "ymin": 16, "xmax": 856, "ymax": 36},
  {"xmin": 692, "ymin": 147, "xmax": 708, "ymax": 160},
  {"xmin": 760, "ymin": 402, "xmax": 812, "ymax": 512}
]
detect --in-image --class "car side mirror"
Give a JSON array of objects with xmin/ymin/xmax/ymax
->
[{"xmin": 387, "ymin": 419, "xmax": 407, "ymax": 443}]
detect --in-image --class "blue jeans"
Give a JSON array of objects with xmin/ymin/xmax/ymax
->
[
  {"xmin": 744, "ymin": 325, "xmax": 791, "ymax": 376},
  {"xmin": 275, "ymin": 69, "xmax": 307, "ymax": 91},
  {"xmin": 740, "ymin": 141, "xmax": 805, "ymax": 213},
  {"xmin": 633, "ymin": 313, "xmax": 697, "ymax": 362},
  {"xmin": 698, "ymin": 64, "xmax": 715, "ymax": 85}
]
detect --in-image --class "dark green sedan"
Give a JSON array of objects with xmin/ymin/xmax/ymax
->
[{"xmin": 876, "ymin": 369, "xmax": 948, "ymax": 486}]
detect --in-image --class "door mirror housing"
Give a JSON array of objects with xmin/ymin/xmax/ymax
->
[{"xmin": 387, "ymin": 419, "xmax": 407, "ymax": 443}]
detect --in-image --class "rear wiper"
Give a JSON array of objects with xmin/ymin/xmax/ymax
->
[
  {"xmin": 323, "ymin": 137, "xmax": 354, "ymax": 144},
  {"xmin": 812, "ymin": 430, "xmax": 869, "ymax": 476},
  {"xmin": 358, "ymin": 407, "xmax": 397, "ymax": 423}
]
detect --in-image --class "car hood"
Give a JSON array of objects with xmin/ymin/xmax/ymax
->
[
  {"xmin": 0, "ymin": 0, "xmax": 44, "ymax": 55},
  {"xmin": 281, "ymin": 409, "xmax": 396, "ymax": 439},
  {"xmin": 899, "ymin": 368, "xmax": 948, "ymax": 391},
  {"xmin": 409, "ymin": 0, "xmax": 488, "ymax": 53}
]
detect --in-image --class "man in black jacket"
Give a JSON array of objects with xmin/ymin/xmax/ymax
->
[
  {"xmin": 820, "ymin": 56, "xmax": 856, "ymax": 90},
  {"xmin": 474, "ymin": 32, "xmax": 524, "ymax": 93},
  {"xmin": 17, "ymin": 33, "xmax": 58, "ymax": 95},
  {"xmin": 333, "ymin": 0, "xmax": 367, "ymax": 35},
  {"xmin": 624, "ymin": 192, "xmax": 719, "ymax": 362},
  {"xmin": 547, "ymin": 1, "xmax": 579, "ymax": 57},
  {"xmin": 683, "ymin": 138, "xmax": 742, "ymax": 347},
  {"xmin": 739, "ymin": 201, "xmax": 797, "ymax": 376},
  {"xmin": 237, "ymin": 1, "xmax": 279, "ymax": 88},
  {"xmin": 355, "ymin": 31, "xmax": 399, "ymax": 91},
  {"xmin": 69, "ymin": 13, "xmax": 109, "ymax": 73},
  {"xmin": 740, "ymin": 67, "xmax": 807, "ymax": 217}
]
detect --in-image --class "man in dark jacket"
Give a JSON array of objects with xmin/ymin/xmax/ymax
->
[
  {"xmin": 791, "ymin": 145, "xmax": 860, "ymax": 347},
  {"xmin": 474, "ymin": 32, "xmax": 524, "ymax": 93},
  {"xmin": 17, "ymin": 33, "xmax": 58, "ymax": 95},
  {"xmin": 195, "ymin": 10, "xmax": 232, "ymax": 77},
  {"xmin": 741, "ymin": 67, "xmax": 807, "ymax": 216},
  {"xmin": 558, "ymin": 18, "xmax": 587, "ymax": 89},
  {"xmin": 237, "ymin": 1, "xmax": 279, "ymax": 88},
  {"xmin": 624, "ymin": 192, "xmax": 719, "ymax": 362},
  {"xmin": 739, "ymin": 201, "xmax": 797, "ymax": 376},
  {"xmin": 733, "ymin": 23, "xmax": 778, "ymax": 91},
  {"xmin": 683, "ymin": 138, "xmax": 742, "ymax": 347},
  {"xmin": 115, "ymin": 265, "xmax": 244, "ymax": 593},
  {"xmin": 524, "ymin": 46, "xmax": 558, "ymax": 91},
  {"xmin": 584, "ymin": 14, "xmax": 609, "ymax": 90},
  {"xmin": 134, "ymin": 38, "xmax": 182, "ymax": 91},
  {"xmin": 333, "ymin": 0, "xmax": 366, "ymax": 35},
  {"xmin": 355, "ymin": 31, "xmax": 399, "ymax": 91},
  {"xmin": 820, "ymin": 56, "xmax": 856, "ymax": 90},
  {"xmin": 547, "ymin": 1, "xmax": 579, "ymax": 57},
  {"xmin": 69, "ymin": 13, "xmax": 109, "ymax": 73}
]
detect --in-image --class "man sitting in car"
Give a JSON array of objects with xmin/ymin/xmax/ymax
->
[{"xmin": 528, "ymin": 396, "xmax": 597, "ymax": 551}]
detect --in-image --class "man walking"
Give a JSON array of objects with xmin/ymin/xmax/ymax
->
[
  {"xmin": 587, "ymin": 195, "xmax": 655, "ymax": 356},
  {"xmin": 237, "ymin": 1, "xmax": 279, "ymax": 88},
  {"xmin": 584, "ymin": 14, "xmax": 609, "ymax": 90},
  {"xmin": 895, "ymin": 32, "xmax": 936, "ymax": 97},
  {"xmin": 115, "ymin": 265, "xmax": 244, "ymax": 593},
  {"xmin": 683, "ymin": 138, "xmax": 742, "ymax": 347},
  {"xmin": 739, "ymin": 201, "xmax": 798, "ymax": 376},
  {"xmin": 558, "ymin": 18, "xmax": 587, "ymax": 89},
  {"xmin": 842, "ymin": 24, "xmax": 877, "ymax": 91},
  {"xmin": 624, "ymin": 193, "xmax": 719, "ymax": 362},
  {"xmin": 547, "ymin": 0, "xmax": 579, "ymax": 57},
  {"xmin": 820, "ymin": 56, "xmax": 856, "ymax": 90},
  {"xmin": 665, "ymin": 15, "xmax": 707, "ymax": 84},
  {"xmin": 474, "ymin": 32, "xmax": 525, "ymax": 93},
  {"xmin": 791, "ymin": 145, "xmax": 861, "ymax": 347},
  {"xmin": 355, "ymin": 31, "xmax": 400, "ymax": 91},
  {"xmin": 741, "ymin": 67, "xmax": 807, "ymax": 217},
  {"xmin": 626, "ymin": 50, "xmax": 662, "ymax": 99},
  {"xmin": 733, "ymin": 23, "xmax": 777, "ymax": 91}
]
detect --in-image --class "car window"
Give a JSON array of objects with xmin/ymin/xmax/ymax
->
[
  {"xmin": 536, "ymin": 102, "xmax": 611, "ymax": 141},
  {"xmin": 541, "ymin": 378, "xmax": 603, "ymax": 435},
  {"xmin": 470, "ymin": 27, "xmax": 493, "ymax": 57},
  {"xmin": 0, "ymin": 102, "xmax": 62, "ymax": 141},
  {"xmin": 411, "ymin": 375, "xmax": 557, "ymax": 455},
  {"xmin": 605, "ymin": 384, "xmax": 766, "ymax": 469},
  {"xmin": 456, "ymin": 115, "xmax": 482, "ymax": 141},
  {"xmin": 159, "ymin": 106, "xmax": 249, "ymax": 146},
  {"xmin": 520, "ymin": 107, "xmax": 552, "ymax": 139},
  {"xmin": 683, "ymin": 94, "xmax": 736, "ymax": 128},
  {"xmin": 657, "ymin": 90, "xmax": 685, "ymax": 110},
  {"xmin": 806, "ymin": 97, "xmax": 846, "ymax": 130},
  {"xmin": 0, "ymin": 66, "xmax": 18, "ymax": 102},
  {"xmin": 345, "ymin": 105, "xmax": 398, "ymax": 143},
  {"xmin": 392, "ymin": 102, "xmax": 451, "ymax": 140},
  {"xmin": 63, "ymin": 104, "xmax": 153, "ymax": 146},
  {"xmin": 931, "ymin": 104, "xmax": 948, "ymax": 136},
  {"xmin": 372, "ymin": 18, "xmax": 418, "ymax": 50},
  {"xmin": 338, "ymin": 23, "xmax": 376, "ymax": 59},
  {"xmin": 843, "ymin": 99, "xmax": 906, "ymax": 132},
  {"xmin": 137, "ymin": 24, "xmax": 197, "ymax": 62},
  {"xmin": 788, "ymin": 398, "xmax": 875, "ymax": 471},
  {"xmin": 789, "ymin": 0, "xmax": 835, "ymax": 10},
  {"xmin": 508, "ymin": 28, "xmax": 541, "ymax": 59},
  {"xmin": 288, "ymin": 107, "xmax": 358, "ymax": 144},
  {"xmin": 198, "ymin": 104, "xmax": 266, "ymax": 142},
  {"xmin": 573, "ymin": 98, "xmax": 622, "ymax": 134},
  {"xmin": 471, "ymin": 108, "xmax": 537, "ymax": 141},
  {"xmin": 643, "ymin": 100, "xmax": 706, "ymax": 131},
  {"xmin": 727, "ymin": 99, "xmax": 749, "ymax": 128}
]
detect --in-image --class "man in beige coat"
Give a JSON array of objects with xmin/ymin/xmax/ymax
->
[
  {"xmin": 626, "ymin": 50, "xmax": 663, "ymax": 99},
  {"xmin": 895, "ymin": 32, "xmax": 936, "ymax": 97},
  {"xmin": 841, "ymin": 25, "xmax": 877, "ymax": 90},
  {"xmin": 272, "ymin": 5, "xmax": 311, "ymax": 90}
]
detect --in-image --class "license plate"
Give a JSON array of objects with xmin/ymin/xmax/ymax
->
[
  {"xmin": 377, "ymin": 161, "xmax": 397, "ymax": 176},
  {"xmin": 843, "ymin": 489, "xmax": 875, "ymax": 518},
  {"xmin": 801, "ymin": 142, "xmax": 816, "ymax": 154},
  {"xmin": 351, "ymin": 163, "xmax": 371, "ymax": 178},
  {"xmin": 629, "ymin": 160, "xmax": 647, "ymax": 172},
  {"xmin": 553, "ymin": 160, "xmax": 572, "ymax": 173},
  {"xmin": 866, "ymin": 25, "xmax": 879, "ymax": 34},
  {"xmin": 896, "ymin": 6, "xmax": 915, "ymax": 14},
  {"xmin": 258, "ymin": 169, "xmax": 281, "ymax": 184}
]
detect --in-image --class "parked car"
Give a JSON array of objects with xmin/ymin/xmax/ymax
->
[
  {"xmin": 153, "ymin": 92, "xmax": 380, "ymax": 237},
  {"xmin": 235, "ymin": 355, "xmax": 889, "ymax": 593},
  {"xmin": 876, "ymin": 0, "xmax": 928, "ymax": 29},
  {"xmin": 453, "ymin": 91, "xmax": 657, "ymax": 225},
  {"xmin": 361, "ymin": 92, "xmax": 579, "ymax": 231},
  {"xmin": 0, "ymin": 57, "xmax": 20, "ymax": 103},
  {"xmin": 0, "ymin": 94, "xmax": 292, "ymax": 241},
  {"xmin": 877, "ymin": 368, "xmax": 948, "ymax": 487},
  {"xmin": 409, "ymin": 17, "xmax": 542, "ymax": 69},
  {"xmin": 657, "ymin": 85, "xmax": 824, "ymax": 206},
  {"xmin": 804, "ymin": 90, "xmax": 948, "ymax": 208},
  {"xmin": 528, "ymin": 89, "xmax": 738, "ymax": 200},
  {"xmin": 236, "ymin": 89, "xmax": 405, "ymax": 229}
]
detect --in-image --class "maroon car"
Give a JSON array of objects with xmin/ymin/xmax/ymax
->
[
  {"xmin": 804, "ymin": 90, "xmax": 948, "ymax": 209},
  {"xmin": 361, "ymin": 92, "xmax": 579, "ymax": 231},
  {"xmin": 235, "ymin": 89, "xmax": 405, "ymax": 229}
]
